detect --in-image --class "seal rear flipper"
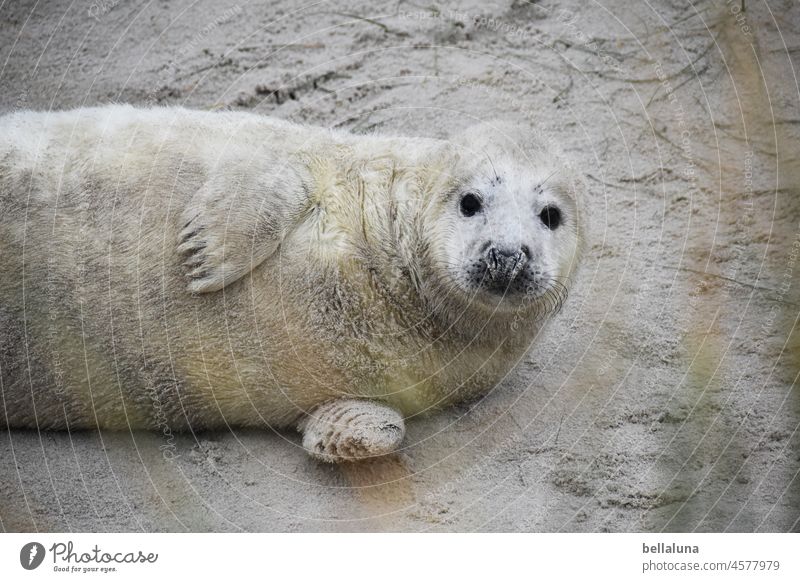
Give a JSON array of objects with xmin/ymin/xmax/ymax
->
[
  {"xmin": 299, "ymin": 399, "xmax": 405, "ymax": 463},
  {"xmin": 178, "ymin": 162, "xmax": 310, "ymax": 293}
]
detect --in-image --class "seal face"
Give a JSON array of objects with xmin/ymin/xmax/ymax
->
[
  {"xmin": 422, "ymin": 122, "xmax": 582, "ymax": 318},
  {"xmin": 0, "ymin": 106, "xmax": 583, "ymax": 462}
]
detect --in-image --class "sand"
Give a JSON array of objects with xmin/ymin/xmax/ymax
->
[{"xmin": 0, "ymin": 0, "xmax": 798, "ymax": 532}]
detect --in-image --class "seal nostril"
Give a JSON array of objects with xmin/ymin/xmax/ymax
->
[
  {"xmin": 520, "ymin": 245, "xmax": 531, "ymax": 259},
  {"xmin": 494, "ymin": 247, "xmax": 517, "ymax": 259},
  {"xmin": 487, "ymin": 247, "xmax": 499, "ymax": 269}
]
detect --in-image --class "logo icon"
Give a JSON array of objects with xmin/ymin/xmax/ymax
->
[{"xmin": 20, "ymin": 542, "xmax": 45, "ymax": 570}]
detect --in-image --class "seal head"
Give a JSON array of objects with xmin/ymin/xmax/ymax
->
[{"xmin": 421, "ymin": 122, "xmax": 583, "ymax": 319}]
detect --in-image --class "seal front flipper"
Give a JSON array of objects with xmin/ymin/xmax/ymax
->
[
  {"xmin": 298, "ymin": 399, "xmax": 406, "ymax": 462},
  {"xmin": 178, "ymin": 162, "xmax": 310, "ymax": 293}
]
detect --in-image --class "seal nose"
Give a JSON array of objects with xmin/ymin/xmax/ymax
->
[{"xmin": 486, "ymin": 245, "xmax": 529, "ymax": 281}]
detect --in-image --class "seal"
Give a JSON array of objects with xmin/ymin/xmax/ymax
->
[{"xmin": 0, "ymin": 105, "xmax": 583, "ymax": 461}]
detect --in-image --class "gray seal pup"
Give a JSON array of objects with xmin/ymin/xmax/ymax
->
[{"xmin": 0, "ymin": 105, "xmax": 583, "ymax": 461}]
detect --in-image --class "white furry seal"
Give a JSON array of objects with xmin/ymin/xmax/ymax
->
[{"xmin": 0, "ymin": 105, "xmax": 582, "ymax": 462}]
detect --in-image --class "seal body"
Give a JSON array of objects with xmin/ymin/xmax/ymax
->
[{"xmin": 0, "ymin": 106, "xmax": 583, "ymax": 460}]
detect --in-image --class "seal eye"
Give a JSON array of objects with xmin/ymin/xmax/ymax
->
[
  {"xmin": 460, "ymin": 193, "xmax": 482, "ymax": 217},
  {"xmin": 539, "ymin": 205, "xmax": 561, "ymax": 230}
]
